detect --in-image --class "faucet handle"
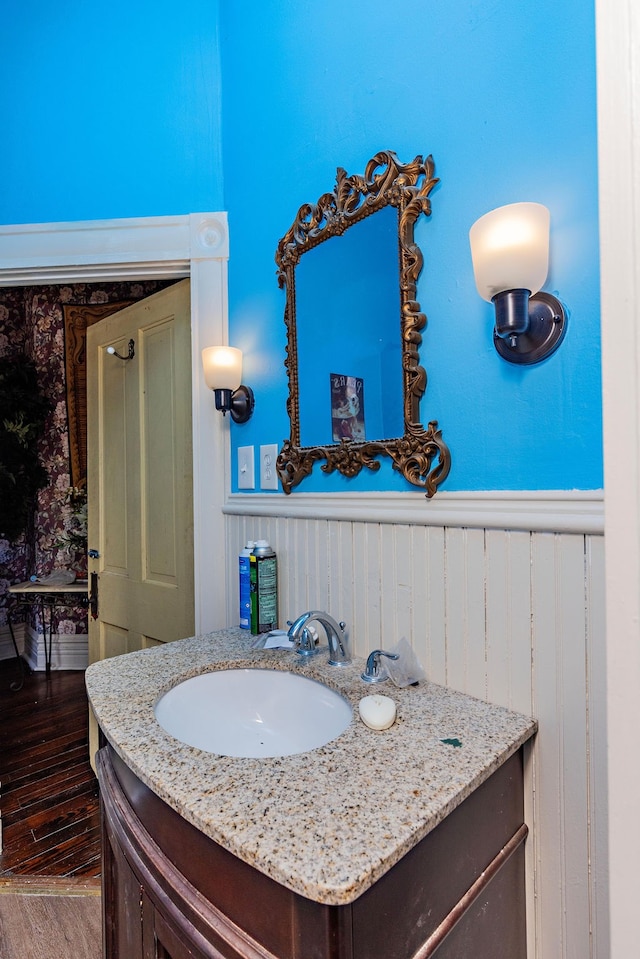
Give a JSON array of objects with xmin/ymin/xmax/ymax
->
[
  {"xmin": 297, "ymin": 626, "xmax": 318, "ymax": 655},
  {"xmin": 287, "ymin": 616, "xmax": 323, "ymax": 657},
  {"xmin": 361, "ymin": 649, "xmax": 400, "ymax": 684}
]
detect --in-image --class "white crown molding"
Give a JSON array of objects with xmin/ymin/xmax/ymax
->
[
  {"xmin": 0, "ymin": 213, "xmax": 229, "ymax": 285},
  {"xmin": 224, "ymin": 489, "xmax": 604, "ymax": 534}
]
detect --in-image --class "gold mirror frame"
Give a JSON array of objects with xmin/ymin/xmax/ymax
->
[{"xmin": 275, "ymin": 150, "xmax": 451, "ymax": 497}]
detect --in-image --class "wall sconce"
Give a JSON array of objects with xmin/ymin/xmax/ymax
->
[
  {"xmin": 201, "ymin": 346, "xmax": 254, "ymax": 423},
  {"xmin": 469, "ymin": 202, "xmax": 567, "ymax": 364}
]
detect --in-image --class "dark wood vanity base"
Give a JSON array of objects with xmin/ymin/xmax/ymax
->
[{"xmin": 98, "ymin": 745, "xmax": 528, "ymax": 959}]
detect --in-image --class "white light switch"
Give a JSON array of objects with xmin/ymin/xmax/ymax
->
[
  {"xmin": 238, "ymin": 446, "xmax": 255, "ymax": 489},
  {"xmin": 260, "ymin": 444, "xmax": 279, "ymax": 490}
]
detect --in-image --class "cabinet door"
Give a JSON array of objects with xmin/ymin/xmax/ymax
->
[
  {"xmin": 142, "ymin": 893, "xmax": 219, "ymax": 959},
  {"xmin": 103, "ymin": 819, "xmax": 144, "ymax": 959}
]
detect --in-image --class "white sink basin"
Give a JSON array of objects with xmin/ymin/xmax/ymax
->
[{"xmin": 154, "ymin": 668, "xmax": 352, "ymax": 758}]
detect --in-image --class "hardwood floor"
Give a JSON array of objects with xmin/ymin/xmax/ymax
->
[
  {"xmin": 0, "ymin": 888, "xmax": 102, "ymax": 959},
  {"xmin": 0, "ymin": 658, "xmax": 101, "ymax": 883}
]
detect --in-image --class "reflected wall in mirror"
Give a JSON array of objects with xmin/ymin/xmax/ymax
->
[{"xmin": 275, "ymin": 150, "xmax": 451, "ymax": 496}]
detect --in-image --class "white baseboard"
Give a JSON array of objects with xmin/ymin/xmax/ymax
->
[
  {"xmin": 0, "ymin": 622, "xmax": 25, "ymax": 660},
  {"xmin": 24, "ymin": 625, "xmax": 88, "ymax": 671}
]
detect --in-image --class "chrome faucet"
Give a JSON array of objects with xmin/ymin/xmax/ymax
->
[{"xmin": 286, "ymin": 611, "xmax": 352, "ymax": 667}]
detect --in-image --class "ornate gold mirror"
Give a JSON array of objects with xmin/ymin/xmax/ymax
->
[{"xmin": 275, "ymin": 150, "xmax": 450, "ymax": 496}]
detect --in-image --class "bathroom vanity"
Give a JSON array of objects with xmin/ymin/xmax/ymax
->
[{"xmin": 86, "ymin": 629, "xmax": 536, "ymax": 959}]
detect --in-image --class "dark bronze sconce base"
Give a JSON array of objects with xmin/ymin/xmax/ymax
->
[
  {"xmin": 214, "ymin": 385, "xmax": 255, "ymax": 423},
  {"xmin": 493, "ymin": 291, "xmax": 567, "ymax": 365}
]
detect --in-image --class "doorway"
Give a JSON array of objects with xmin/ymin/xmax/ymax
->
[
  {"xmin": 0, "ymin": 212, "xmax": 231, "ymax": 637},
  {"xmin": 0, "ymin": 212, "xmax": 230, "ymax": 887},
  {"xmin": 0, "ymin": 279, "xmax": 177, "ymax": 669}
]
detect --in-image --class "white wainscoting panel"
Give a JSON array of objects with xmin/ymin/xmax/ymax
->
[{"xmin": 224, "ymin": 504, "xmax": 607, "ymax": 959}]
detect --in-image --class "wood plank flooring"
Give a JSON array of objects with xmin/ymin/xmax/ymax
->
[
  {"xmin": 0, "ymin": 659, "xmax": 101, "ymax": 882},
  {"xmin": 0, "ymin": 888, "xmax": 102, "ymax": 959}
]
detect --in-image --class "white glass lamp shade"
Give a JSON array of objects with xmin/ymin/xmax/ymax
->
[
  {"xmin": 469, "ymin": 202, "xmax": 550, "ymax": 303},
  {"xmin": 202, "ymin": 346, "xmax": 243, "ymax": 391}
]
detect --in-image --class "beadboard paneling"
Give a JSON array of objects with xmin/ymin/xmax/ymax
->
[{"xmin": 225, "ymin": 509, "xmax": 606, "ymax": 959}]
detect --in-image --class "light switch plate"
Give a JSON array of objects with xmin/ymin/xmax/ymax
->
[
  {"xmin": 237, "ymin": 445, "xmax": 255, "ymax": 489},
  {"xmin": 260, "ymin": 444, "xmax": 279, "ymax": 490}
]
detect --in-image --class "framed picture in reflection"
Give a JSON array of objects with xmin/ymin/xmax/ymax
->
[{"xmin": 330, "ymin": 373, "xmax": 365, "ymax": 442}]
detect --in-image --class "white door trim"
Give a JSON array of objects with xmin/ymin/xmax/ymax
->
[
  {"xmin": 596, "ymin": 0, "xmax": 640, "ymax": 953},
  {"xmin": 0, "ymin": 213, "xmax": 230, "ymax": 636}
]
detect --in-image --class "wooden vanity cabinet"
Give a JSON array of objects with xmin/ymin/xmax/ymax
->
[{"xmin": 97, "ymin": 745, "xmax": 528, "ymax": 959}]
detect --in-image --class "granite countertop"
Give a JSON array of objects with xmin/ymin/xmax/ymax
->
[{"xmin": 85, "ymin": 628, "xmax": 536, "ymax": 906}]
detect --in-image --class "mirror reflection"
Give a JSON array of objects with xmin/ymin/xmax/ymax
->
[
  {"xmin": 296, "ymin": 207, "xmax": 403, "ymax": 447},
  {"xmin": 275, "ymin": 150, "xmax": 451, "ymax": 497}
]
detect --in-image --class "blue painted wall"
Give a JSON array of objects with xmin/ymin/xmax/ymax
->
[
  {"xmin": 220, "ymin": 0, "xmax": 601, "ymax": 492},
  {"xmin": 0, "ymin": 0, "xmax": 224, "ymax": 222},
  {"xmin": 0, "ymin": 0, "xmax": 601, "ymax": 492}
]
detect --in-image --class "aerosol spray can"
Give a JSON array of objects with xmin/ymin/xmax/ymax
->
[
  {"xmin": 238, "ymin": 540, "xmax": 255, "ymax": 629},
  {"xmin": 250, "ymin": 540, "xmax": 278, "ymax": 635}
]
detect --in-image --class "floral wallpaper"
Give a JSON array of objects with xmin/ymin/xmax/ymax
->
[
  {"xmin": 0, "ymin": 281, "xmax": 174, "ymax": 636},
  {"xmin": 0, "ymin": 288, "xmax": 33, "ymax": 631}
]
